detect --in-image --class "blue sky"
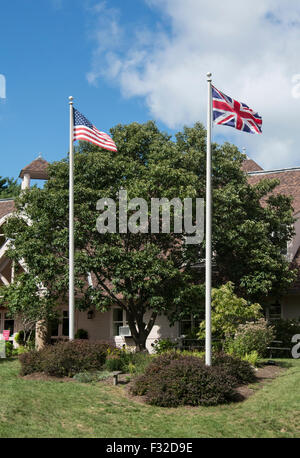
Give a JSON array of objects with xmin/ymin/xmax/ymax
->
[{"xmin": 1, "ymin": 0, "xmax": 300, "ymax": 183}]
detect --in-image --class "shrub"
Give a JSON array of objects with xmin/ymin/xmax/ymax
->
[
  {"xmin": 103, "ymin": 347, "xmax": 153, "ymax": 374},
  {"xmin": 212, "ymin": 352, "xmax": 256, "ymax": 384},
  {"xmin": 17, "ymin": 345, "xmax": 30, "ymax": 356},
  {"xmin": 271, "ymin": 319, "xmax": 300, "ymax": 356},
  {"xmin": 241, "ymin": 351, "xmax": 259, "ymax": 367},
  {"xmin": 131, "ymin": 353, "xmax": 237, "ymax": 407},
  {"xmin": 19, "ymin": 350, "xmax": 43, "ymax": 375},
  {"xmin": 15, "ymin": 330, "xmax": 35, "ymax": 347},
  {"xmin": 74, "ymin": 329, "xmax": 88, "ymax": 339},
  {"xmin": 198, "ymin": 282, "xmax": 263, "ymax": 340},
  {"xmin": 151, "ymin": 338, "xmax": 177, "ymax": 354},
  {"xmin": 5, "ymin": 341, "xmax": 14, "ymax": 357},
  {"xmin": 130, "ymin": 351, "xmax": 183, "ymax": 396},
  {"xmin": 73, "ymin": 370, "xmax": 112, "ymax": 383},
  {"xmin": 104, "ymin": 353, "xmax": 123, "ymax": 371},
  {"xmin": 225, "ymin": 318, "xmax": 274, "ymax": 358},
  {"xmin": 19, "ymin": 340, "xmax": 114, "ymax": 377},
  {"xmin": 180, "ymin": 350, "xmax": 205, "ymax": 359}
]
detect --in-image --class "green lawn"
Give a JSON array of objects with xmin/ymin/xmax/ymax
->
[{"xmin": 0, "ymin": 358, "xmax": 299, "ymax": 438}]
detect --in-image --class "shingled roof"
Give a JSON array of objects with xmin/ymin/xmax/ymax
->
[
  {"xmin": 19, "ymin": 157, "xmax": 49, "ymax": 180},
  {"xmin": 0, "ymin": 199, "xmax": 15, "ymax": 220},
  {"xmin": 247, "ymin": 167, "xmax": 300, "ymax": 215},
  {"xmin": 241, "ymin": 158, "xmax": 263, "ymax": 172}
]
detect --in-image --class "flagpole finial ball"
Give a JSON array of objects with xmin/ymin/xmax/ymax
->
[
  {"xmin": 69, "ymin": 96, "xmax": 74, "ymax": 104},
  {"xmin": 207, "ymin": 72, "xmax": 212, "ymax": 80}
]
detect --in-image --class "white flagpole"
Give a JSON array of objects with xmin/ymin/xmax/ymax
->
[
  {"xmin": 69, "ymin": 96, "xmax": 75, "ymax": 340},
  {"xmin": 205, "ymin": 73, "xmax": 212, "ymax": 366}
]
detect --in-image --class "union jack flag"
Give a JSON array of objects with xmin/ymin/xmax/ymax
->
[{"xmin": 212, "ymin": 85, "xmax": 262, "ymax": 134}]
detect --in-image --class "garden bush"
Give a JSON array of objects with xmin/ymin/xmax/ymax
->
[
  {"xmin": 271, "ymin": 319, "xmax": 300, "ymax": 356},
  {"xmin": 15, "ymin": 330, "xmax": 35, "ymax": 348},
  {"xmin": 103, "ymin": 347, "xmax": 153, "ymax": 374},
  {"xmin": 225, "ymin": 318, "xmax": 274, "ymax": 358},
  {"xmin": 212, "ymin": 352, "xmax": 256, "ymax": 384},
  {"xmin": 241, "ymin": 351, "xmax": 259, "ymax": 367},
  {"xmin": 104, "ymin": 353, "xmax": 123, "ymax": 371},
  {"xmin": 19, "ymin": 349, "xmax": 43, "ymax": 375},
  {"xmin": 5, "ymin": 341, "xmax": 14, "ymax": 357},
  {"xmin": 151, "ymin": 338, "xmax": 178, "ymax": 354},
  {"xmin": 74, "ymin": 329, "xmax": 88, "ymax": 339},
  {"xmin": 130, "ymin": 351, "xmax": 255, "ymax": 407},
  {"xmin": 19, "ymin": 340, "xmax": 114, "ymax": 377},
  {"xmin": 131, "ymin": 353, "xmax": 237, "ymax": 407}
]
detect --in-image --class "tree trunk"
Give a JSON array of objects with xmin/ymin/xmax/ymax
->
[
  {"xmin": 134, "ymin": 333, "xmax": 149, "ymax": 352},
  {"xmin": 127, "ymin": 310, "xmax": 158, "ymax": 353},
  {"xmin": 35, "ymin": 320, "xmax": 49, "ymax": 350}
]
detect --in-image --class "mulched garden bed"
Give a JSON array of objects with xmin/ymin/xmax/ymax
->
[
  {"xmin": 124, "ymin": 363, "xmax": 287, "ymax": 405},
  {"xmin": 21, "ymin": 363, "xmax": 287, "ymax": 405}
]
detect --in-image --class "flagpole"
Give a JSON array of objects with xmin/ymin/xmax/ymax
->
[
  {"xmin": 205, "ymin": 72, "xmax": 212, "ymax": 366},
  {"xmin": 69, "ymin": 96, "xmax": 75, "ymax": 340}
]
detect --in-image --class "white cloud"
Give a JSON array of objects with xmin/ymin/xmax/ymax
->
[{"xmin": 86, "ymin": 0, "xmax": 300, "ymax": 169}]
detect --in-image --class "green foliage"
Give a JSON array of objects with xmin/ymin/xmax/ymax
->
[
  {"xmin": 17, "ymin": 346, "xmax": 29, "ymax": 356},
  {"xmin": 19, "ymin": 340, "xmax": 114, "ymax": 377},
  {"xmin": 73, "ymin": 370, "xmax": 113, "ymax": 383},
  {"xmin": 14, "ymin": 329, "xmax": 35, "ymax": 348},
  {"xmin": 271, "ymin": 318, "xmax": 300, "ymax": 352},
  {"xmin": 241, "ymin": 351, "xmax": 259, "ymax": 367},
  {"xmin": 0, "ymin": 273, "xmax": 57, "ymax": 333},
  {"xmin": 0, "ymin": 176, "xmax": 21, "ymax": 198},
  {"xmin": 104, "ymin": 353, "xmax": 123, "ymax": 371},
  {"xmin": 3, "ymin": 121, "xmax": 296, "ymax": 350},
  {"xmin": 122, "ymin": 351, "xmax": 153, "ymax": 375},
  {"xmin": 74, "ymin": 329, "xmax": 88, "ymax": 339},
  {"xmin": 180, "ymin": 349, "xmax": 205, "ymax": 359},
  {"xmin": 225, "ymin": 318, "xmax": 275, "ymax": 358},
  {"xmin": 5, "ymin": 341, "xmax": 14, "ymax": 357},
  {"xmin": 151, "ymin": 337, "xmax": 177, "ymax": 354},
  {"xmin": 130, "ymin": 352, "xmax": 255, "ymax": 407},
  {"xmin": 104, "ymin": 347, "xmax": 153, "ymax": 374},
  {"xmin": 198, "ymin": 282, "xmax": 263, "ymax": 340}
]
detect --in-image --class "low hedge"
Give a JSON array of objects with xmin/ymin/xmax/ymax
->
[
  {"xmin": 213, "ymin": 352, "xmax": 256, "ymax": 385},
  {"xmin": 130, "ymin": 351, "xmax": 255, "ymax": 407},
  {"xmin": 19, "ymin": 340, "xmax": 114, "ymax": 377}
]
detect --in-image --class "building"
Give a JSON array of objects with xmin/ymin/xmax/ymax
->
[
  {"xmin": 0, "ymin": 156, "xmax": 299, "ymax": 351},
  {"xmin": 0, "ymin": 156, "xmax": 179, "ymax": 351},
  {"xmin": 243, "ymin": 157, "xmax": 300, "ymax": 322}
]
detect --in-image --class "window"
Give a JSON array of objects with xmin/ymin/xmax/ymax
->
[
  {"xmin": 49, "ymin": 318, "xmax": 59, "ymax": 337},
  {"xmin": 4, "ymin": 313, "xmax": 14, "ymax": 335},
  {"xmin": 179, "ymin": 314, "xmax": 202, "ymax": 338},
  {"xmin": 112, "ymin": 308, "xmax": 128, "ymax": 336},
  {"xmin": 62, "ymin": 311, "xmax": 69, "ymax": 336},
  {"xmin": 269, "ymin": 302, "xmax": 282, "ymax": 321},
  {"xmin": 50, "ymin": 311, "xmax": 69, "ymax": 338},
  {"xmin": 0, "ymin": 311, "xmax": 14, "ymax": 337}
]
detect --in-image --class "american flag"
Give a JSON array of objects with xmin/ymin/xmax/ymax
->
[
  {"xmin": 73, "ymin": 108, "xmax": 117, "ymax": 151},
  {"xmin": 212, "ymin": 86, "xmax": 262, "ymax": 134}
]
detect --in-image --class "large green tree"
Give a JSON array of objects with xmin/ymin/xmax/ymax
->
[
  {"xmin": 1, "ymin": 121, "xmax": 296, "ymax": 350},
  {"xmin": 0, "ymin": 176, "xmax": 21, "ymax": 198}
]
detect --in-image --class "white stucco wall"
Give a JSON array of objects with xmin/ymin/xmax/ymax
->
[{"xmin": 74, "ymin": 308, "xmax": 179, "ymax": 353}]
